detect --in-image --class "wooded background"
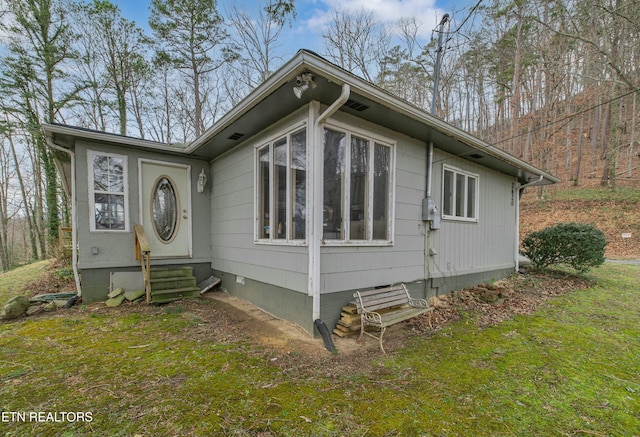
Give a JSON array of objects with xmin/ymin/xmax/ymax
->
[{"xmin": 0, "ymin": 0, "xmax": 638, "ymax": 269}]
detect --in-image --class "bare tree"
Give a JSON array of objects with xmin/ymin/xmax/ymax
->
[
  {"xmin": 322, "ymin": 8, "xmax": 391, "ymax": 83},
  {"xmin": 227, "ymin": 0, "xmax": 295, "ymax": 88}
]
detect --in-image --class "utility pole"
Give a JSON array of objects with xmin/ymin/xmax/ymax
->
[
  {"xmin": 423, "ymin": 13, "xmax": 449, "ymax": 225},
  {"xmin": 431, "ymin": 13, "xmax": 449, "ymax": 115}
]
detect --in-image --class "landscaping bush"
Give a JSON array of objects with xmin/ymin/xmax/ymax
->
[{"xmin": 521, "ymin": 222, "xmax": 607, "ymax": 272}]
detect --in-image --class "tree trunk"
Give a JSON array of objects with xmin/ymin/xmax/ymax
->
[
  {"xmin": 7, "ymin": 127, "xmax": 38, "ymax": 261},
  {"xmin": 573, "ymin": 111, "xmax": 585, "ymax": 185}
]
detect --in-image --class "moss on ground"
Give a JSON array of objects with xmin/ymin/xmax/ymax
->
[{"xmin": 1, "ymin": 264, "xmax": 639, "ymax": 436}]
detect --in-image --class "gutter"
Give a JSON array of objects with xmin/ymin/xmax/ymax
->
[
  {"xmin": 309, "ymin": 83, "xmax": 351, "ymax": 324},
  {"xmin": 44, "ymin": 135, "xmax": 82, "ymax": 297},
  {"xmin": 515, "ymin": 174, "xmax": 544, "ymax": 271}
]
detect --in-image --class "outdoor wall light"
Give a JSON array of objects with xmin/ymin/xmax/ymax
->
[
  {"xmin": 197, "ymin": 168, "xmax": 207, "ymax": 193},
  {"xmin": 293, "ymin": 72, "xmax": 317, "ymax": 99}
]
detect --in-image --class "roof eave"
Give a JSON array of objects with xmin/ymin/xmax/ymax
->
[
  {"xmin": 186, "ymin": 50, "xmax": 318, "ymax": 153},
  {"xmin": 42, "ymin": 123, "xmax": 185, "ymax": 154}
]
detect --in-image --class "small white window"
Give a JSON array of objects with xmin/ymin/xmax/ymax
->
[
  {"xmin": 88, "ymin": 151, "xmax": 129, "ymax": 232},
  {"xmin": 442, "ymin": 165, "xmax": 478, "ymax": 222}
]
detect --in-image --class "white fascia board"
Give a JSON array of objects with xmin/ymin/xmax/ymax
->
[{"xmin": 42, "ymin": 123, "xmax": 184, "ymax": 153}]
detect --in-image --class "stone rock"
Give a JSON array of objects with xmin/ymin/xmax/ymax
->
[
  {"xmin": 0, "ymin": 295, "xmax": 30, "ymax": 320},
  {"xmin": 123, "ymin": 289, "xmax": 145, "ymax": 301},
  {"xmin": 26, "ymin": 304, "xmax": 44, "ymax": 316},
  {"xmin": 107, "ymin": 287, "xmax": 124, "ymax": 299},
  {"xmin": 43, "ymin": 301, "xmax": 57, "ymax": 312},
  {"xmin": 105, "ymin": 294, "xmax": 125, "ymax": 307},
  {"xmin": 53, "ymin": 299, "xmax": 69, "ymax": 308},
  {"xmin": 476, "ymin": 287, "xmax": 501, "ymax": 303}
]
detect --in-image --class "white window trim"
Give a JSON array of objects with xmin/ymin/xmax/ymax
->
[
  {"xmin": 87, "ymin": 150, "xmax": 130, "ymax": 232},
  {"xmin": 322, "ymin": 121, "xmax": 396, "ymax": 246},
  {"xmin": 254, "ymin": 123, "xmax": 308, "ymax": 246},
  {"xmin": 441, "ymin": 164, "xmax": 479, "ymax": 223}
]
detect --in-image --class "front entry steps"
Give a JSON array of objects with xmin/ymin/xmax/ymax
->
[{"xmin": 149, "ymin": 266, "xmax": 200, "ymax": 304}]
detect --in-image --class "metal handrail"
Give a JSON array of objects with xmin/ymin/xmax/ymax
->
[{"xmin": 134, "ymin": 224, "xmax": 151, "ymax": 304}]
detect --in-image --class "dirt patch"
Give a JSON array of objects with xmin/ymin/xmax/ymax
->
[{"xmin": 180, "ymin": 269, "xmax": 591, "ymax": 364}]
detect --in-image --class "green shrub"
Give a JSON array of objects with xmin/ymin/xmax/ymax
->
[
  {"xmin": 55, "ymin": 266, "xmax": 75, "ymax": 281},
  {"xmin": 522, "ymin": 223, "xmax": 607, "ymax": 272}
]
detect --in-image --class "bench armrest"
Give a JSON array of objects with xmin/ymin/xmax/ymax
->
[
  {"xmin": 362, "ymin": 310, "xmax": 382, "ymax": 325},
  {"xmin": 409, "ymin": 297, "xmax": 428, "ymax": 309}
]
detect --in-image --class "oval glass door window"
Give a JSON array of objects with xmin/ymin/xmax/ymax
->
[{"xmin": 152, "ymin": 177, "xmax": 178, "ymax": 242}]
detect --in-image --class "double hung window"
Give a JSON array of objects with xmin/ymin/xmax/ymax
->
[
  {"xmin": 88, "ymin": 151, "xmax": 128, "ymax": 231},
  {"xmin": 442, "ymin": 165, "xmax": 478, "ymax": 221},
  {"xmin": 323, "ymin": 127, "xmax": 393, "ymax": 243},
  {"xmin": 256, "ymin": 127, "xmax": 307, "ymax": 242}
]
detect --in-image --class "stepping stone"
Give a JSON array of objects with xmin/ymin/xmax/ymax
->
[
  {"xmin": 124, "ymin": 289, "xmax": 145, "ymax": 301},
  {"xmin": 106, "ymin": 294, "xmax": 125, "ymax": 307}
]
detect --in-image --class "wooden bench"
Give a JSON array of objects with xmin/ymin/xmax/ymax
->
[{"xmin": 353, "ymin": 284, "xmax": 432, "ymax": 353}]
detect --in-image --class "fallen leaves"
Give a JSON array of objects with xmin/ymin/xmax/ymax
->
[{"xmin": 408, "ymin": 270, "xmax": 593, "ymax": 333}]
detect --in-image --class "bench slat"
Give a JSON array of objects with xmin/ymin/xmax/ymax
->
[
  {"xmin": 354, "ymin": 290, "xmax": 407, "ymax": 311},
  {"xmin": 359, "ymin": 300, "xmax": 409, "ymax": 313},
  {"xmin": 377, "ymin": 308, "xmax": 429, "ymax": 327},
  {"xmin": 355, "ymin": 285, "xmax": 405, "ymax": 298}
]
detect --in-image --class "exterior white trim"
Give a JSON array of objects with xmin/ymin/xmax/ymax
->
[{"xmin": 441, "ymin": 164, "xmax": 479, "ymax": 223}]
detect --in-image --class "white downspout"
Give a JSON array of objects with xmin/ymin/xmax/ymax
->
[
  {"xmin": 45, "ymin": 138, "xmax": 82, "ymax": 296},
  {"xmin": 309, "ymin": 84, "xmax": 351, "ymax": 323},
  {"xmin": 515, "ymin": 174, "xmax": 544, "ymax": 271}
]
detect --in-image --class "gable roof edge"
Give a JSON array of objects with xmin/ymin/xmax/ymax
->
[{"xmin": 188, "ymin": 49, "xmax": 559, "ymax": 185}]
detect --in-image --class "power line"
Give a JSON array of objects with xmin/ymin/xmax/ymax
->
[{"xmin": 452, "ymin": 0, "xmax": 484, "ymax": 35}]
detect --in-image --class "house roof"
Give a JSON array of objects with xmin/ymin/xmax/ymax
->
[{"xmin": 43, "ymin": 49, "xmax": 559, "ymax": 186}]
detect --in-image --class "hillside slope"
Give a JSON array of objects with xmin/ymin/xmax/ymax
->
[{"xmin": 520, "ymin": 188, "xmax": 640, "ymax": 260}]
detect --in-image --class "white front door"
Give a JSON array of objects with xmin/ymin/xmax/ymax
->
[{"xmin": 139, "ymin": 159, "xmax": 192, "ymax": 258}]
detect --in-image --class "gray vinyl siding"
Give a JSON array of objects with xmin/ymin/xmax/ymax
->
[
  {"xmin": 73, "ymin": 141, "xmax": 211, "ymax": 270},
  {"xmin": 210, "ymin": 112, "xmax": 309, "ymax": 293},
  {"xmin": 429, "ymin": 148, "xmax": 517, "ymax": 281},
  {"xmin": 320, "ymin": 114, "xmax": 427, "ymax": 294}
]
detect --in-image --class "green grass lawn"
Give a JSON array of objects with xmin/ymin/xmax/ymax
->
[
  {"xmin": 1, "ymin": 263, "xmax": 639, "ymax": 436},
  {"xmin": 0, "ymin": 260, "xmax": 53, "ymax": 302}
]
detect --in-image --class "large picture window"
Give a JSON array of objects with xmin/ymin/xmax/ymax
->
[
  {"xmin": 256, "ymin": 128, "xmax": 306, "ymax": 242},
  {"xmin": 442, "ymin": 165, "xmax": 478, "ymax": 221},
  {"xmin": 88, "ymin": 151, "xmax": 128, "ymax": 231},
  {"xmin": 323, "ymin": 127, "xmax": 393, "ymax": 243}
]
